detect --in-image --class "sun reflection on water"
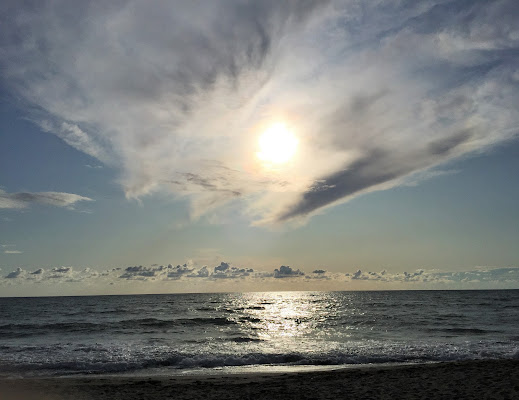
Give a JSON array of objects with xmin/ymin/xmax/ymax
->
[{"xmin": 227, "ymin": 292, "xmax": 330, "ymax": 343}]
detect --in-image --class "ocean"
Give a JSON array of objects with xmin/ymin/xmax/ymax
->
[{"xmin": 0, "ymin": 290, "xmax": 518, "ymax": 377}]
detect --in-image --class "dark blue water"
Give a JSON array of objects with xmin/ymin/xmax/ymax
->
[{"xmin": 0, "ymin": 290, "xmax": 518, "ymax": 377}]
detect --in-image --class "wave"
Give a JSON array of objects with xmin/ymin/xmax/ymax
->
[
  {"xmin": 0, "ymin": 317, "xmax": 236, "ymax": 338},
  {"xmin": 425, "ymin": 328, "xmax": 501, "ymax": 335},
  {"xmin": 2, "ymin": 344, "xmax": 518, "ymax": 377}
]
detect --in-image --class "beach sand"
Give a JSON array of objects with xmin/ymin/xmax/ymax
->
[{"xmin": 1, "ymin": 359, "xmax": 518, "ymax": 400}]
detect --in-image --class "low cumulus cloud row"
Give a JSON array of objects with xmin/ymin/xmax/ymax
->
[
  {"xmin": 2, "ymin": 262, "xmax": 519, "ymax": 289},
  {"xmin": 2, "ymin": 1, "xmax": 518, "ymax": 224}
]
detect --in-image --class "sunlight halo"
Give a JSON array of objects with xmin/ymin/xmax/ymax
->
[{"xmin": 256, "ymin": 123, "xmax": 299, "ymax": 165}]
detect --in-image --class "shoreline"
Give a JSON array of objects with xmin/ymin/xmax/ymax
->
[{"xmin": 2, "ymin": 359, "xmax": 519, "ymax": 399}]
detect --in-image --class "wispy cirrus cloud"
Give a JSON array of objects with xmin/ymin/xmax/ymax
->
[
  {"xmin": 1, "ymin": 0, "xmax": 518, "ymax": 224},
  {"xmin": 0, "ymin": 189, "xmax": 93, "ymax": 210}
]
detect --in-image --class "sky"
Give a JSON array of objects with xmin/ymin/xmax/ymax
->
[{"xmin": 1, "ymin": 0, "xmax": 519, "ymax": 296}]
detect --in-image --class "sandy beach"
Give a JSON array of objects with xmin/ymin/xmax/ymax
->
[{"xmin": 1, "ymin": 359, "xmax": 518, "ymax": 400}]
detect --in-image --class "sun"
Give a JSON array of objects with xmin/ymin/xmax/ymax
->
[{"xmin": 256, "ymin": 123, "xmax": 298, "ymax": 165}]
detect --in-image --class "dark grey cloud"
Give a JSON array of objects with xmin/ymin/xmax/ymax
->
[
  {"xmin": 428, "ymin": 128, "xmax": 474, "ymax": 156},
  {"xmin": 211, "ymin": 264, "xmax": 254, "ymax": 280},
  {"xmin": 115, "ymin": 261, "xmax": 254, "ymax": 281},
  {"xmin": 120, "ymin": 265, "xmax": 166, "ymax": 280},
  {"xmin": 214, "ymin": 262, "xmax": 230, "ymax": 272},
  {"xmin": 52, "ymin": 267, "xmax": 71, "ymax": 273},
  {"xmin": 0, "ymin": 189, "xmax": 93, "ymax": 210},
  {"xmin": 278, "ymin": 150, "xmax": 405, "ymax": 220},
  {"xmin": 166, "ymin": 264, "xmax": 194, "ymax": 280},
  {"xmin": 306, "ymin": 269, "xmax": 330, "ymax": 280},
  {"xmin": 30, "ymin": 268, "xmax": 44, "ymax": 275},
  {"xmin": 277, "ymin": 123, "xmax": 480, "ymax": 220},
  {"xmin": 5, "ymin": 267, "xmax": 23, "ymax": 279},
  {"xmin": 274, "ymin": 265, "xmax": 304, "ymax": 278},
  {"xmin": 180, "ymin": 173, "xmax": 242, "ymax": 197}
]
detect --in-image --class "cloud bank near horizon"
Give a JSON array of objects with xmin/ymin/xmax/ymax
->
[
  {"xmin": 2, "ymin": 0, "xmax": 518, "ymax": 224},
  {"xmin": 2, "ymin": 262, "xmax": 519, "ymax": 292}
]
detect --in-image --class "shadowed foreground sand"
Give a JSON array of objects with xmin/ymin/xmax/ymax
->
[{"xmin": 1, "ymin": 360, "xmax": 519, "ymax": 400}]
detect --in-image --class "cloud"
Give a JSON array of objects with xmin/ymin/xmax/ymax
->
[
  {"xmin": 2, "ymin": 262, "xmax": 519, "ymax": 291},
  {"xmin": 0, "ymin": 189, "xmax": 93, "ymax": 210},
  {"xmin": 30, "ymin": 268, "xmax": 44, "ymax": 275},
  {"xmin": 4, "ymin": 250, "xmax": 22, "ymax": 254},
  {"xmin": 166, "ymin": 264, "xmax": 194, "ymax": 280},
  {"xmin": 214, "ymin": 262, "xmax": 230, "ymax": 273},
  {"xmin": 120, "ymin": 265, "xmax": 166, "ymax": 280},
  {"xmin": 274, "ymin": 265, "xmax": 304, "ymax": 279},
  {"xmin": 52, "ymin": 267, "xmax": 72, "ymax": 273},
  {"xmin": 113, "ymin": 262, "xmax": 517, "ymax": 284},
  {"xmin": 210, "ymin": 262, "xmax": 254, "ymax": 280},
  {"xmin": 5, "ymin": 267, "xmax": 24, "ymax": 279},
  {"xmin": 46, "ymin": 266, "xmax": 74, "ymax": 279},
  {"xmin": 305, "ymin": 269, "xmax": 331, "ymax": 280},
  {"xmin": 341, "ymin": 267, "xmax": 519, "ymax": 286},
  {"xmin": 189, "ymin": 266, "xmax": 210, "ymax": 278},
  {"xmin": 3, "ymin": 267, "xmax": 47, "ymax": 280},
  {"xmin": 39, "ymin": 120, "xmax": 109, "ymax": 162},
  {"xmin": 116, "ymin": 261, "xmax": 257, "ymax": 282},
  {"xmin": 1, "ymin": 1, "xmax": 518, "ymax": 224}
]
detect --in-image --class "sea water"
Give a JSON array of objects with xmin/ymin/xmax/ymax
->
[{"xmin": 0, "ymin": 290, "xmax": 518, "ymax": 377}]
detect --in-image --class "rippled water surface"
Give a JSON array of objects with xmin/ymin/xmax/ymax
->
[{"xmin": 1, "ymin": 290, "xmax": 518, "ymax": 376}]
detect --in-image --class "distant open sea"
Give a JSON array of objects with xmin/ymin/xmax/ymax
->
[{"xmin": 1, "ymin": 290, "xmax": 518, "ymax": 377}]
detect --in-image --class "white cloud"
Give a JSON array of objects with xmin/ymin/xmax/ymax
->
[
  {"xmin": 0, "ymin": 189, "xmax": 93, "ymax": 210},
  {"xmin": 2, "ymin": 262, "xmax": 519, "ymax": 291},
  {"xmin": 4, "ymin": 250, "xmax": 22, "ymax": 254},
  {"xmin": 1, "ymin": 0, "xmax": 518, "ymax": 224},
  {"xmin": 342, "ymin": 267, "xmax": 519, "ymax": 286},
  {"xmin": 39, "ymin": 120, "xmax": 109, "ymax": 162}
]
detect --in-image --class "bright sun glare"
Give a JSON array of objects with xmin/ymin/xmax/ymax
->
[{"xmin": 256, "ymin": 123, "xmax": 298, "ymax": 165}]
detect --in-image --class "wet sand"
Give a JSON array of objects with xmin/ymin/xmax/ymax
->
[{"xmin": 1, "ymin": 359, "xmax": 519, "ymax": 400}]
